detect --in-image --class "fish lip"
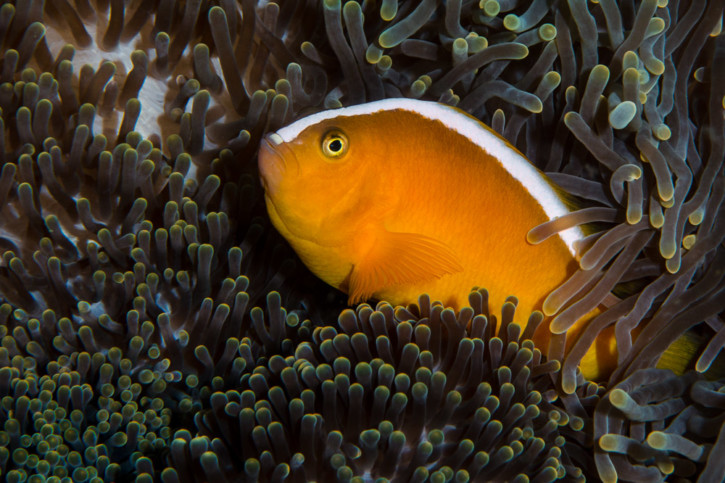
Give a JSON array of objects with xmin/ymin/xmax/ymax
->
[
  {"xmin": 259, "ymin": 133, "xmax": 283, "ymax": 163},
  {"xmin": 261, "ymin": 132, "xmax": 290, "ymax": 158},
  {"xmin": 266, "ymin": 132, "xmax": 285, "ymax": 147},
  {"xmin": 258, "ymin": 132, "xmax": 300, "ymax": 175},
  {"xmin": 258, "ymin": 133, "xmax": 288, "ymax": 192}
]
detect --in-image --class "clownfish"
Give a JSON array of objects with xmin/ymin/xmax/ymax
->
[{"xmin": 256, "ymin": 98, "xmax": 691, "ymax": 381}]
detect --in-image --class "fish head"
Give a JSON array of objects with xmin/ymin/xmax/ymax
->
[{"xmin": 258, "ymin": 113, "xmax": 398, "ymax": 286}]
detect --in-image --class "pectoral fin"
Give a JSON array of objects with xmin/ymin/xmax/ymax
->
[{"xmin": 347, "ymin": 231, "xmax": 463, "ymax": 305}]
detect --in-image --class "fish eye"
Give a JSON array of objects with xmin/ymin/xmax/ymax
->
[{"xmin": 321, "ymin": 131, "xmax": 348, "ymax": 158}]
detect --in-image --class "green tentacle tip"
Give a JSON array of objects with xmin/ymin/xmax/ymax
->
[
  {"xmin": 527, "ymin": 97, "xmax": 543, "ymax": 114},
  {"xmin": 452, "ymin": 38, "xmax": 468, "ymax": 57},
  {"xmin": 503, "ymin": 14, "xmax": 520, "ymax": 32},
  {"xmin": 541, "ymin": 71, "xmax": 561, "ymax": 90},
  {"xmin": 645, "ymin": 59, "xmax": 665, "ymax": 76},
  {"xmin": 665, "ymin": 256, "xmax": 681, "ymax": 274},
  {"xmin": 378, "ymin": 30, "xmax": 404, "ymax": 49},
  {"xmin": 481, "ymin": 0, "xmax": 500, "ymax": 17},
  {"xmin": 608, "ymin": 389, "xmax": 635, "ymax": 411},
  {"xmin": 591, "ymin": 64, "xmax": 610, "ymax": 83},
  {"xmin": 682, "ymin": 234, "xmax": 696, "ymax": 250},
  {"xmin": 561, "ymin": 374, "xmax": 577, "ymax": 395},
  {"xmin": 646, "ymin": 432, "xmax": 704, "ymax": 460},
  {"xmin": 365, "ymin": 45, "xmax": 384, "ymax": 64},
  {"xmin": 380, "ymin": 0, "xmax": 398, "ymax": 21},
  {"xmin": 512, "ymin": 44, "xmax": 529, "ymax": 59},
  {"xmin": 538, "ymin": 24, "xmax": 557, "ymax": 41},
  {"xmin": 608, "ymin": 101, "xmax": 637, "ymax": 129},
  {"xmin": 659, "ymin": 237, "xmax": 676, "ymax": 260},
  {"xmin": 645, "ymin": 18, "xmax": 666, "ymax": 38},
  {"xmin": 620, "ymin": 161, "xmax": 644, "ymax": 183},
  {"xmin": 627, "ymin": 208, "xmax": 643, "ymax": 225},
  {"xmin": 622, "ymin": 51, "xmax": 639, "ymax": 70},
  {"xmin": 652, "ymin": 123, "xmax": 671, "ymax": 140},
  {"xmin": 466, "ymin": 34, "xmax": 487, "ymax": 53},
  {"xmin": 562, "ymin": 111, "xmax": 577, "ymax": 127},
  {"xmin": 688, "ymin": 207, "xmax": 705, "ymax": 225},
  {"xmin": 377, "ymin": 55, "xmax": 392, "ymax": 70},
  {"xmin": 411, "ymin": 80, "xmax": 427, "ymax": 98},
  {"xmin": 541, "ymin": 293, "xmax": 562, "ymax": 317},
  {"xmin": 598, "ymin": 434, "xmax": 622, "ymax": 452},
  {"xmin": 658, "ymin": 184, "xmax": 674, "ymax": 204}
]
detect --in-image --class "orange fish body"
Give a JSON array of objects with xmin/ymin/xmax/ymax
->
[{"xmin": 258, "ymin": 99, "xmax": 605, "ymax": 378}]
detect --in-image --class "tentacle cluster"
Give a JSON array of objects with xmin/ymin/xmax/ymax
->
[
  {"xmin": 193, "ymin": 293, "xmax": 602, "ymax": 482},
  {"xmin": 0, "ymin": 0, "xmax": 723, "ymax": 482},
  {"xmin": 595, "ymin": 369, "xmax": 725, "ymax": 482}
]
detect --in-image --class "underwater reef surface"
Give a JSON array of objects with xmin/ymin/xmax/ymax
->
[{"xmin": 0, "ymin": 0, "xmax": 723, "ymax": 481}]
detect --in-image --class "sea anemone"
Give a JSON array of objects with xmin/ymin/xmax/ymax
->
[
  {"xmin": 194, "ymin": 293, "xmax": 600, "ymax": 481},
  {"xmin": 0, "ymin": 0, "xmax": 723, "ymax": 481},
  {"xmin": 595, "ymin": 369, "xmax": 725, "ymax": 482},
  {"xmin": 1, "ymin": 343, "xmax": 175, "ymax": 482}
]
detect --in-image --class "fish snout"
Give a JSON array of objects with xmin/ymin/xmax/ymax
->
[{"xmin": 258, "ymin": 133, "xmax": 288, "ymax": 194}]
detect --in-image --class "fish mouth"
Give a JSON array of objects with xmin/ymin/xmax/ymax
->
[
  {"xmin": 258, "ymin": 133, "xmax": 284, "ymax": 193},
  {"xmin": 258, "ymin": 134, "xmax": 325, "ymax": 246},
  {"xmin": 258, "ymin": 133, "xmax": 308, "ymax": 240},
  {"xmin": 258, "ymin": 132, "xmax": 300, "ymax": 194}
]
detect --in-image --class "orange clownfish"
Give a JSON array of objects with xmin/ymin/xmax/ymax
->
[{"xmin": 257, "ymin": 98, "xmax": 611, "ymax": 380}]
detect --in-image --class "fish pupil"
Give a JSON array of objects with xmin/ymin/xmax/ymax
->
[{"xmin": 329, "ymin": 139, "xmax": 342, "ymax": 152}]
